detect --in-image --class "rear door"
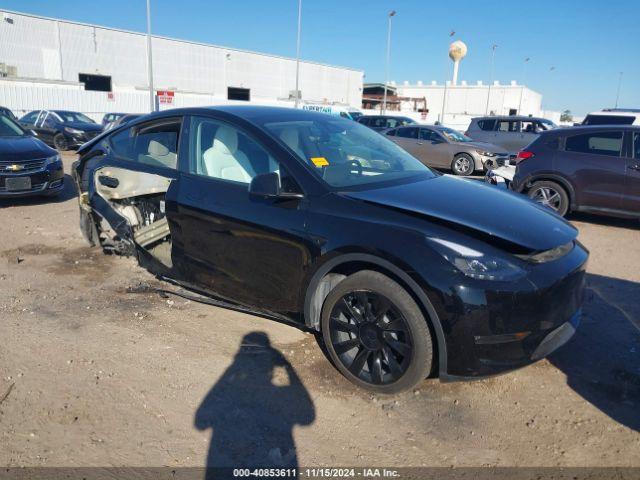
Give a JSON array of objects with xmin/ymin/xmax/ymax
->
[
  {"xmin": 172, "ymin": 115, "xmax": 312, "ymax": 312},
  {"xmin": 494, "ymin": 119, "xmax": 522, "ymax": 153},
  {"xmin": 561, "ymin": 129, "xmax": 626, "ymax": 211},
  {"xmin": 389, "ymin": 126, "xmax": 421, "ymax": 157},
  {"xmin": 624, "ymin": 131, "xmax": 640, "ymax": 214},
  {"xmin": 88, "ymin": 117, "xmax": 183, "ymax": 270}
]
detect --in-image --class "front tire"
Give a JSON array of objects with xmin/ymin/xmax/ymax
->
[
  {"xmin": 527, "ymin": 180, "xmax": 569, "ymax": 217},
  {"xmin": 321, "ymin": 270, "xmax": 433, "ymax": 394},
  {"xmin": 53, "ymin": 133, "xmax": 69, "ymax": 151},
  {"xmin": 451, "ymin": 153, "xmax": 475, "ymax": 176}
]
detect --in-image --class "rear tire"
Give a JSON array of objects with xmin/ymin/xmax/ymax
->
[
  {"xmin": 451, "ymin": 153, "xmax": 475, "ymax": 176},
  {"xmin": 320, "ymin": 270, "xmax": 433, "ymax": 394},
  {"xmin": 527, "ymin": 180, "xmax": 569, "ymax": 217}
]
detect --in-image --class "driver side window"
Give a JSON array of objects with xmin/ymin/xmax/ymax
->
[{"xmin": 188, "ymin": 116, "xmax": 300, "ymax": 192}]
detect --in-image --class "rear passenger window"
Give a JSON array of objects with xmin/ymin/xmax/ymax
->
[
  {"xmin": 497, "ymin": 121, "xmax": 519, "ymax": 132},
  {"xmin": 565, "ymin": 132, "xmax": 623, "ymax": 157},
  {"xmin": 477, "ymin": 119, "xmax": 496, "ymax": 131},
  {"xmin": 110, "ymin": 119, "xmax": 180, "ymax": 169},
  {"xmin": 395, "ymin": 127, "xmax": 418, "ymax": 139}
]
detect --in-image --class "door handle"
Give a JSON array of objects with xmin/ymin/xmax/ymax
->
[
  {"xmin": 417, "ymin": 142, "xmax": 424, "ymax": 145},
  {"xmin": 98, "ymin": 175, "xmax": 119, "ymax": 188},
  {"xmin": 629, "ymin": 164, "xmax": 640, "ymax": 171}
]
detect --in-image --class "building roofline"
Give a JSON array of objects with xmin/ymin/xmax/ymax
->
[{"xmin": 0, "ymin": 9, "xmax": 364, "ymax": 74}]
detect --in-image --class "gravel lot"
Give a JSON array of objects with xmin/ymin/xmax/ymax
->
[{"xmin": 0, "ymin": 152, "xmax": 638, "ymax": 469}]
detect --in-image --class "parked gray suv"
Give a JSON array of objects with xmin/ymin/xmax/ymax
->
[
  {"xmin": 511, "ymin": 125, "xmax": 640, "ymax": 218},
  {"xmin": 466, "ymin": 116, "xmax": 557, "ymax": 154}
]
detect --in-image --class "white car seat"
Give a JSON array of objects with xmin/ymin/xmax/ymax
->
[{"xmin": 203, "ymin": 126, "xmax": 255, "ymax": 182}]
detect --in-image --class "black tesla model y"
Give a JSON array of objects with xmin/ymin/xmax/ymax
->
[{"xmin": 73, "ymin": 106, "xmax": 587, "ymax": 393}]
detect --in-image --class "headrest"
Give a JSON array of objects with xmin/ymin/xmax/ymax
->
[
  {"xmin": 148, "ymin": 140, "xmax": 169, "ymax": 156},
  {"xmin": 212, "ymin": 125, "xmax": 238, "ymax": 155},
  {"xmin": 279, "ymin": 128, "xmax": 299, "ymax": 150}
]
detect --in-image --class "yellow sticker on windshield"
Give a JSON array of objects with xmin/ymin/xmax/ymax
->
[{"xmin": 311, "ymin": 157, "xmax": 329, "ymax": 167}]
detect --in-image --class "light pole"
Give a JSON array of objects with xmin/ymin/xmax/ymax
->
[
  {"xmin": 382, "ymin": 10, "xmax": 396, "ymax": 115},
  {"xmin": 485, "ymin": 44, "xmax": 497, "ymax": 115},
  {"xmin": 518, "ymin": 57, "xmax": 530, "ymax": 114},
  {"xmin": 294, "ymin": 0, "xmax": 302, "ymax": 108},
  {"xmin": 146, "ymin": 0, "xmax": 155, "ymax": 112},
  {"xmin": 615, "ymin": 71, "xmax": 623, "ymax": 108}
]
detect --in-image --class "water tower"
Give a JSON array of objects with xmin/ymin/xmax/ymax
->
[{"xmin": 448, "ymin": 40, "xmax": 468, "ymax": 86}]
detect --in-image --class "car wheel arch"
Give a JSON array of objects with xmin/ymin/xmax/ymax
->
[
  {"xmin": 525, "ymin": 174, "xmax": 575, "ymax": 207},
  {"xmin": 303, "ymin": 252, "xmax": 447, "ymax": 378}
]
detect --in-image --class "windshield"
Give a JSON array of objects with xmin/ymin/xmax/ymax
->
[
  {"xmin": 0, "ymin": 115, "xmax": 27, "ymax": 137},
  {"xmin": 439, "ymin": 127, "xmax": 472, "ymax": 143},
  {"xmin": 262, "ymin": 116, "xmax": 435, "ymax": 188},
  {"xmin": 56, "ymin": 111, "xmax": 95, "ymax": 123},
  {"xmin": 539, "ymin": 119, "xmax": 557, "ymax": 130}
]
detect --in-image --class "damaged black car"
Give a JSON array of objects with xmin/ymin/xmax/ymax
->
[{"xmin": 73, "ymin": 106, "xmax": 588, "ymax": 393}]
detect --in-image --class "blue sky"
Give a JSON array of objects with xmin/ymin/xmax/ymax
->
[{"xmin": 3, "ymin": 0, "xmax": 639, "ymax": 115}]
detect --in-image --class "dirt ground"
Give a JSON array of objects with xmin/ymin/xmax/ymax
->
[{"xmin": 0, "ymin": 152, "xmax": 638, "ymax": 469}]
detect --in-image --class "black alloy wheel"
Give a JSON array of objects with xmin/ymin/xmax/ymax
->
[
  {"xmin": 53, "ymin": 133, "xmax": 69, "ymax": 151},
  {"xmin": 321, "ymin": 270, "xmax": 433, "ymax": 393}
]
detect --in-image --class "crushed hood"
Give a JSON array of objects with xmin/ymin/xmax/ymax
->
[{"xmin": 343, "ymin": 175, "xmax": 578, "ymax": 252}]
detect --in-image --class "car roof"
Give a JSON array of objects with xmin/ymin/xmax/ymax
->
[
  {"xmin": 472, "ymin": 115, "xmax": 551, "ymax": 122},
  {"xmin": 127, "ymin": 105, "xmax": 361, "ymax": 124},
  {"xmin": 541, "ymin": 124, "xmax": 640, "ymax": 136}
]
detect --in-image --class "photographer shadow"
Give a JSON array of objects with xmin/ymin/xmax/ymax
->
[{"xmin": 195, "ymin": 331, "xmax": 315, "ymax": 478}]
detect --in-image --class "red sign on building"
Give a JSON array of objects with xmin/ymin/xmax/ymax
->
[{"xmin": 156, "ymin": 90, "xmax": 175, "ymax": 105}]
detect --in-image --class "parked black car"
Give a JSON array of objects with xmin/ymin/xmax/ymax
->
[
  {"xmin": 101, "ymin": 112, "xmax": 127, "ymax": 129},
  {"xmin": 104, "ymin": 113, "xmax": 144, "ymax": 131},
  {"xmin": 357, "ymin": 115, "xmax": 417, "ymax": 131},
  {"xmin": 511, "ymin": 125, "xmax": 640, "ymax": 218},
  {"xmin": 19, "ymin": 110, "xmax": 103, "ymax": 151},
  {"xmin": 0, "ymin": 106, "xmax": 17, "ymax": 121},
  {"xmin": 0, "ymin": 114, "xmax": 63, "ymax": 198},
  {"xmin": 73, "ymin": 106, "xmax": 587, "ymax": 393}
]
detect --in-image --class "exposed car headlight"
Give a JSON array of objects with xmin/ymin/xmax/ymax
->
[
  {"xmin": 427, "ymin": 237, "xmax": 526, "ymax": 281},
  {"xmin": 475, "ymin": 150, "xmax": 496, "ymax": 157},
  {"xmin": 64, "ymin": 127, "xmax": 84, "ymax": 135},
  {"xmin": 44, "ymin": 154, "xmax": 62, "ymax": 165}
]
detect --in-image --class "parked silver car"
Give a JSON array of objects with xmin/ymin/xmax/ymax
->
[
  {"xmin": 384, "ymin": 125, "xmax": 508, "ymax": 176},
  {"xmin": 465, "ymin": 116, "xmax": 557, "ymax": 154}
]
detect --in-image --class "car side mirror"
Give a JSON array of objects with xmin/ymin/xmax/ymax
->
[{"xmin": 249, "ymin": 172, "xmax": 303, "ymax": 200}]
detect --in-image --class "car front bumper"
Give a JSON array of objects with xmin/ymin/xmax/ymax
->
[
  {"xmin": 0, "ymin": 160, "xmax": 64, "ymax": 198},
  {"xmin": 419, "ymin": 241, "xmax": 589, "ymax": 380}
]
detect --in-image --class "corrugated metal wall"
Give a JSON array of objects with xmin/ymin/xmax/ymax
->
[{"xmin": 0, "ymin": 10, "xmax": 363, "ymax": 117}]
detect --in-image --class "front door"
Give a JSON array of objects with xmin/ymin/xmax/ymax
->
[
  {"xmin": 562, "ymin": 129, "xmax": 627, "ymax": 211},
  {"xmin": 174, "ymin": 115, "xmax": 312, "ymax": 312},
  {"xmin": 418, "ymin": 128, "xmax": 451, "ymax": 168},
  {"xmin": 624, "ymin": 131, "xmax": 640, "ymax": 214}
]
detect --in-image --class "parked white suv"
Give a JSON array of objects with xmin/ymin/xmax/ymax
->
[{"xmin": 581, "ymin": 109, "xmax": 640, "ymax": 126}]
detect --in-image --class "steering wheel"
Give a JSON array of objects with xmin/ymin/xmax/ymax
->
[{"xmin": 347, "ymin": 159, "xmax": 364, "ymax": 176}]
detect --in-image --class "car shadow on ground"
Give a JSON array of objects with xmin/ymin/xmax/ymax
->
[
  {"xmin": 549, "ymin": 273, "xmax": 640, "ymax": 432},
  {"xmin": 568, "ymin": 212, "xmax": 639, "ymax": 230},
  {"xmin": 0, "ymin": 173, "xmax": 77, "ymax": 207},
  {"xmin": 194, "ymin": 331, "xmax": 315, "ymax": 478}
]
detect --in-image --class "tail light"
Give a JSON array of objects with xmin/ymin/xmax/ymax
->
[{"xmin": 515, "ymin": 150, "xmax": 535, "ymax": 163}]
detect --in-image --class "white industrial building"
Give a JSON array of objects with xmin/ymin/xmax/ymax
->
[
  {"xmin": 362, "ymin": 80, "xmax": 560, "ymax": 130},
  {"xmin": 0, "ymin": 10, "xmax": 363, "ymax": 121}
]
